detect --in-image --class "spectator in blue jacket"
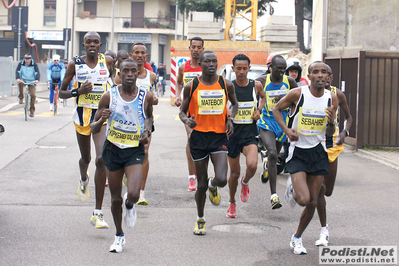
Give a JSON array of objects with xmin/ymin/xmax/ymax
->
[
  {"xmin": 47, "ymin": 54, "xmax": 66, "ymax": 111},
  {"xmin": 16, "ymin": 53, "xmax": 40, "ymax": 117}
]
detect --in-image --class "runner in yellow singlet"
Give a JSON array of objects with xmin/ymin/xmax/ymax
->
[{"xmin": 60, "ymin": 31, "xmax": 114, "ymax": 229}]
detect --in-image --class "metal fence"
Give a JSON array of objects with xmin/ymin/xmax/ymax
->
[{"xmin": 325, "ymin": 50, "xmax": 399, "ymax": 148}]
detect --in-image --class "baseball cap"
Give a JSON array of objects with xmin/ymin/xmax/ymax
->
[{"xmin": 24, "ymin": 53, "xmax": 32, "ymax": 59}]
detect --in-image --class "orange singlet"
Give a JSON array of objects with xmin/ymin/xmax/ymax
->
[{"xmin": 188, "ymin": 76, "xmax": 229, "ymax": 133}]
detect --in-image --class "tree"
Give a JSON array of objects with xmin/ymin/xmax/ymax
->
[
  {"xmin": 295, "ymin": 0, "xmax": 313, "ymax": 52},
  {"xmin": 178, "ymin": 0, "xmax": 277, "ymax": 19}
]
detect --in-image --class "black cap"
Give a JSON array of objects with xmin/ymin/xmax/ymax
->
[{"xmin": 24, "ymin": 53, "xmax": 32, "ymax": 59}]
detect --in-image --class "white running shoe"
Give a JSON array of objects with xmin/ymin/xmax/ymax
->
[
  {"xmin": 123, "ymin": 192, "xmax": 137, "ymax": 228},
  {"xmin": 284, "ymin": 175, "xmax": 296, "ymax": 208},
  {"xmin": 49, "ymin": 104, "xmax": 54, "ymax": 111},
  {"xmin": 90, "ymin": 213, "xmax": 109, "ymax": 229},
  {"xmin": 109, "ymin": 235, "xmax": 125, "ymax": 253},
  {"xmin": 315, "ymin": 228, "xmax": 329, "ymax": 246},
  {"xmin": 290, "ymin": 234, "xmax": 307, "ymax": 255}
]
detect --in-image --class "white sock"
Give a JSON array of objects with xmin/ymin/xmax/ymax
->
[
  {"xmin": 208, "ymin": 178, "xmax": 215, "ymax": 189},
  {"xmin": 197, "ymin": 216, "xmax": 205, "ymax": 221},
  {"xmin": 241, "ymin": 177, "xmax": 248, "ymax": 186},
  {"xmin": 270, "ymin": 193, "xmax": 278, "ymax": 200},
  {"xmin": 188, "ymin": 175, "xmax": 196, "ymax": 180},
  {"xmin": 93, "ymin": 209, "xmax": 102, "ymax": 215},
  {"xmin": 321, "ymin": 225, "xmax": 329, "ymax": 234},
  {"xmin": 140, "ymin": 190, "xmax": 145, "ymax": 197}
]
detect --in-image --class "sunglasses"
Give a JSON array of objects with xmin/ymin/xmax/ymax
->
[{"xmin": 54, "ymin": 60, "xmax": 59, "ymax": 61}]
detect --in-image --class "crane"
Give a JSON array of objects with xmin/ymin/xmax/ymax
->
[{"xmin": 224, "ymin": 0, "xmax": 258, "ymax": 41}]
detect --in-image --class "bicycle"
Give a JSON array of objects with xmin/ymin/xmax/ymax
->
[
  {"xmin": 0, "ymin": 124, "xmax": 4, "ymax": 136},
  {"xmin": 156, "ymin": 76, "xmax": 164, "ymax": 97},
  {"xmin": 50, "ymin": 82, "xmax": 60, "ymax": 115},
  {"xmin": 20, "ymin": 81, "xmax": 36, "ymax": 121}
]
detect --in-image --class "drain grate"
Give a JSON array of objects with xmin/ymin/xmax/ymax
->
[{"xmin": 211, "ymin": 223, "xmax": 280, "ymax": 234}]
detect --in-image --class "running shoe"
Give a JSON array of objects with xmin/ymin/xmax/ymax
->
[
  {"xmin": 109, "ymin": 235, "xmax": 125, "ymax": 253},
  {"xmin": 193, "ymin": 219, "xmax": 206, "ymax": 235},
  {"xmin": 260, "ymin": 158, "xmax": 269, "ymax": 184},
  {"xmin": 188, "ymin": 177, "xmax": 197, "ymax": 191},
  {"xmin": 270, "ymin": 195, "xmax": 282, "ymax": 209},
  {"xmin": 315, "ymin": 227, "xmax": 329, "ymax": 246},
  {"xmin": 137, "ymin": 191, "xmax": 148, "ymax": 205},
  {"xmin": 77, "ymin": 175, "xmax": 90, "ymax": 202},
  {"xmin": 90, "ymin": 213, "xmax": 109, "ymax": 229},
  {"xmin": 284, "ymin": 175, "xmax": 296, "ymax": 208},
  {"xmin": 123, "ymin": 192, "xmax": 137, "ymax": 228},
  {"xmin": 240, "ymin": 176, "xmax": 250, "ymax": 202},
  {"xmin": 290, "ymin": 234, "xmax": 307, "ymax": 255},
  {"xmin": 49, "ymin": 104, "xmax": 53, "ymax": 111},
  {"xmin": 208, "ymin": 177, "xmax": 220, "ymax": 205},
  {"xmin": 226, "ymin": 202, "xmax": 237, "ymax": 218}
]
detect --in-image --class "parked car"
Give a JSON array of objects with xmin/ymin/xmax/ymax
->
[{"xmin": 217, "ymin": 64, "xmax": 268, "ymax": 81}]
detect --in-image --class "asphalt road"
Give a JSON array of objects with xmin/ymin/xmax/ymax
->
[{"xmin": 0, "ymin": 90, "xmax": 398, "ymax": 266}]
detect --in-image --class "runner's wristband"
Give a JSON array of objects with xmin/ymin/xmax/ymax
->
[
  {"xmin": 71, "ymin": 89, "xmax": 79, "ymax": 97},
  {"xmin": 143, "ymin": 129, "xmax": 151, "ymax": 136}
]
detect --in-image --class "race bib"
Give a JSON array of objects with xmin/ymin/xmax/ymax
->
[
  {"xmin": 198, "ymin": 90, "xmax": 225, "ymax": 115},
  {"xmin": 183, "ymin": 72, "xmax": 201, "ymax": 86},
  {"xmin": 233, "ymin": 101, "xmax": 254, "ymax": 124},
  {"xmin": 266, "ymin": 89, "xmax": 288, "ymax": 111},
  {"xmin": 138, "ymin": 84, "xmax": 151, "ymax": 92},
  {"xmin": 78, "ymin": 85, "xmax": 105, "ymax": 109},
  {"xmin": 107, "ymin": 120, "xmax": 141, "ymax": 148},
  {"xmin": 297, "ymin": 107, "xmax": 327, "ymax": 136}
]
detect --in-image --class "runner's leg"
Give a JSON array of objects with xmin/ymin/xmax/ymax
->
[
  {"xmin": 194, "ymin": 157, "xmax": 210, "ymax": 217},
  {"xmin": 108, "ymin": 168, "xmax": 124, "ymax": 235},
  {"xmin": 76, "ymin": 131, "xmax": 91, "ymax": 182},
  {"xmin": 228, "ymin": 154, "xmax": 240, "ymax": 203},
  {"xmin": 92, "ymin": 124, "xmax": 108, "ymax": 210}
]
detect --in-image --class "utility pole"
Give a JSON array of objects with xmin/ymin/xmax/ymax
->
[
  {"xmin": 110, "ymin": 0, "xmax": 115, "ymax": 51},
  {"xmin": 174, "ymin": 0, "xmax": 178, "ymax": 40},
  {"xmin": 17, "ymin": 6, "xmax": 21, "ymax": 60},
  {"xmin": 64, "ymin": 0, "xmax": 68, "ymax": 60}
]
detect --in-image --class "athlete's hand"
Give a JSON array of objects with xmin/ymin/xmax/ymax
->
[
  {"xmin": 175, "ymin": 97, "xmax": 182, "ymax": 107},
  {"xmin": 186, "ymin": 114, "xmax": 197, "ymax": 128},
  {"xmin": 253, "ymin": 109, "xmax": 261, "ymax": 121},
  {"xmin": 325, "ymin": 105, "xmax": 336, "ymax": 124},
  {"xmin": 140, "ymin": 131, "xmax": 150, "ymax": 145},
  {"xmin": 337, "ymin": 131, "xmax": 346, "ymax": 145},
  {"xmin": 286, "ymin": 128, "xmax": 299, "ymax": 142},
  {"xmin": 153, "ymin": 94, "xmax": 159, "ymax": 105},
  {"xmin": 78, "ymin": 80, "xmax": 93, "ymax": 95},
  {"xmin": 226, "ymin": 119, "xmax": 234, "ymax": 138},
  {"xmin": 101, "ymin": 109, "xmax": 112, "ymax": 121}
]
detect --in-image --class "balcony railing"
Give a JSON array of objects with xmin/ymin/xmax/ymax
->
[{"xmin": 76, "ymin": 12, "xmax": 175, "ymax": 30}]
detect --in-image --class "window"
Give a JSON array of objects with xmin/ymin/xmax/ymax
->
[
  {"xmin": 44, "ymin": 0, "xmax": 56, "ymax": 26},
  {"xmin": 84, "ymin": 1, "xmax": 97, "ymax": 16},
  {"xmin": 131, "ymin": 2, "xmax": 144, "ymax": 28}
]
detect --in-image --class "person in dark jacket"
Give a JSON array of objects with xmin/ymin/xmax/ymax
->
[{"xmin": 15, "ymin": 53, "xmax": 40, "ymax": 117}]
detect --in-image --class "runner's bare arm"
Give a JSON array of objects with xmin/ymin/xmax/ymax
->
[
  {"xmin": 59, "ymin": 60, "xmax": 75, "ymax": 98},
  {"xmin": 179, "ymin": 82, "xmax": 196, "ymax": 128},
  {"xmin": 272, "ymin": 88, "xmax": 302, "ymax": 141},
  {"xmin": 175, "ymin": 63, "xmax": 185, "ymax": 106},
  {"xmin": 287, "ymin": 76, "xmax": 299, "ymax": 90},
  {"xmin": 225, "ymin": 79, "xmax": 238, "ymax": 138},
  {"xmin": 325, "ymin": 93, "xmax": 338, "ymax": 137},
  {"xmin": 91, "ymin": 91, "xmax": 111, "ymax": 134},
  {"xmin": 256, "ymin": 74, "xmax": 267, "ymax": 88},
  {"xmin": 254, "ymin": 80, "xmax": 266, "ymax": 120},
  {"xmin": 140, "ymin": 91, "xmax": 154, "ymax": 144},
  {"xmin": 149, "ymin": 72, "xmax": 159, "ymax": 105},
  {"xmin": 336, "ymin": 89, "xmax": 353, "ymax": 144}
]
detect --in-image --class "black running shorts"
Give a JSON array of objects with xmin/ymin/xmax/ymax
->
[
  {"xmin": 190, "ymin": 130, "xmax": 228, "ymax": 161},
  {"xmin": 102, "ymin": 139, "xmax": 145, "ymax": 171},
  {"xmin": 285, "ymin": 143, "xmax": 329, "ymax": 176},
  {"xmin": 227, "ymin": 136, "xmax": 258, "ymax": 158}
]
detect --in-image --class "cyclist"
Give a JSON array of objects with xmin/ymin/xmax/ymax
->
[
  {"xmin": 156, "ymin": 63, "xmax": 166, "ymax": 95},
  {"xmin": 15, "ymin": 53, "xmax": 40, "ymax": 117},
  {"xmin": 47, "ymin": 54, "xmax": 66, "ymax": 111}
]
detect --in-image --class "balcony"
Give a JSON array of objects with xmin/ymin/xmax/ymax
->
[{"xmin": 75, "ymin": 13, "xmax": 178, "ymax": 34}]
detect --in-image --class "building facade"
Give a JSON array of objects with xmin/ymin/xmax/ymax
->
[{"xmin": 0, "ymin": 0, "xmax": 187, "ymax": 69}]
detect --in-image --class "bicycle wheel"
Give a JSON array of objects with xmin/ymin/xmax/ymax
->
[
  {"xmin": 53, "ymin": 91, "xmax": 57, "ymax": 115},
  {"xmin": 24, "ymin": 92, "xmax": 29, "ymax": 121}
]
